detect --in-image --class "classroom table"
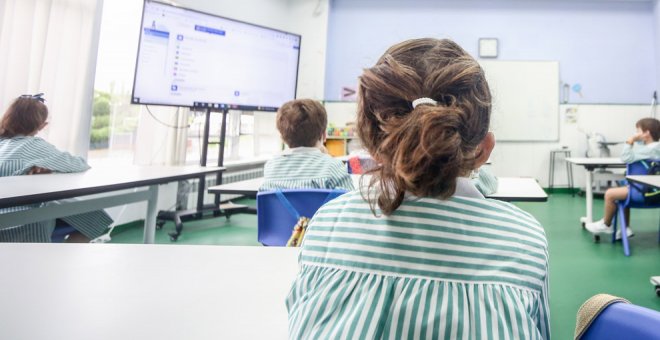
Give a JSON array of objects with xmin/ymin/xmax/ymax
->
[
  {"xmin": 626, "ymin": 175, "xmax": 660, "ymax": 188},
  {"xmin": 209, "ymin": 175, "xmax": 548, "ymax": 202},
  {"xmin": 566, "ymin": 157, "xmax": 626, "ymax": 224},
  {"xmin": 0, "ymin": 166, "xmax": 224, "ymax": 243},
  {"xmin": 625, "ymin": 175, "xmax": 660, "ymax": 295},
  {"xmin": 0, "ymin": 244, "xmax": 299, "ymax": 340}
]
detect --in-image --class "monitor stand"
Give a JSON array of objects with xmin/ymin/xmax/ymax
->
[{"xmin": 156, "ymin": 107, "xmax": 249, "ymax": 241}]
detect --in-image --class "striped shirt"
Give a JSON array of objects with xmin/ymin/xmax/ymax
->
[
  {"xmin": 287, "ymin": 178, "xmax": 550, "ymax": 339},
  {"xmin": 261, "ymin": 147, "xmax": 354, "ymax": 191},
  {"xmin": 620, "ymin": 141, "xmax": 660, "ymax": 163},
  {"xmin": 473, "ymin": 166, "xmax": 499, "ymax": 196},
  {"xmin": 0, "ymin": 136, "xmax": 112, "ymax": 242}
]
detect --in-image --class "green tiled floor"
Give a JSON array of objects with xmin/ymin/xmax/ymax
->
[{"xmin": 109, "ymin": 194, "xmax": 660, "ymax": 339}]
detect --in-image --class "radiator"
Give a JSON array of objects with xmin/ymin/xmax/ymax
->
[{"xmin": 180, "ymin": 167, "xmax": 263, "ymax": 209}]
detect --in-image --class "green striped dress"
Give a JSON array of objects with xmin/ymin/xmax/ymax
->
[
  {"xmin": 0, "ymin": 136, "xmax": 112, "ymax": 242},
  {"xmin": 287, "ymin": 178, "xmax": 550, "ymax": 339},
  {"xmin": 261, "ymin": 147, "xmax": 354, "ymax": 191}
]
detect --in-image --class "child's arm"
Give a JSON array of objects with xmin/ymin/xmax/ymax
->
[
  {"xmin": 620, "ymin": 143, "xmax": 657, "ymax": 163},
  {"xmin": 328, "ymin": 159, "xmax": 355, "ymax": 191},
  {"xmin": 473, "ymin": 167, "xmax": 498, "ymax": 196},
  {"xmin": 16, "ymin": 137, "xmax": 90, "ymax": 175},
  {"xmin": 537, "ymin": 261, "xmax": 551, "ymax": 340}
]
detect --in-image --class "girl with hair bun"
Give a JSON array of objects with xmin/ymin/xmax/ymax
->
[
  {"xmin": 0, "ymin": 94, "xmax": 112, "ymax": 242},
  {"xmin": 287, "ymin": 39, "xmax": 550, "ymax": 339}
]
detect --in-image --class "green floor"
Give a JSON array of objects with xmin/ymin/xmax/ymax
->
[{"xmin": 109, "ymin": 193, "xmax": 660, "ymax": 339}]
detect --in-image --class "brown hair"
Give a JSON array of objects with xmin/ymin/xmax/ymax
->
[
  {"xmin": 357, "ymin": 38, "xmax": 492, "ymax": 215},
  {"xmin": 276, "ymin": 99, "xmax": 327, "ymax": 148},
  {"xmin": 636, "ymin": 118, "xmax": 660, "ymax": 141},
  {"xmin": 0, "ymin": 97, "xmax": 49, "ymax": 138}
]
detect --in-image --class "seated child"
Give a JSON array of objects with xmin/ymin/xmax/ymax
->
[
  {"xmin": 473, "ymin": 166, "xmax": 498, "ymax": 196},
  {"xmin": 586, "ymin": 117, "xmax": 660, "ymax": 239},
  {"xmin": 0, "ymin": 94, "xmax": 113, "ymax": 242},
  {"xmin": 286, "ymin": 38, "xmax": 549, "ymax": 339},
  {"xmin": 260, "ymin": 99, "xmax": 354, "ymax": 191}
]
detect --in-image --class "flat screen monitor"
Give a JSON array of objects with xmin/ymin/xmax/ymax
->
[{"xmin": 131, "ymin": 0, "xmax": 301, "ymax": 111}]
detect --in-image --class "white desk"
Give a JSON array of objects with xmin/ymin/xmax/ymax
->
[
  {"xmin": 626, "ymin": 175, "xmax": 660, "ymax": 188},
  {"xmin": 0, "ymin": 244, "xmax": 299, "ymax": 340},
  {"xmin": 487, "ymin": 177, "xmax": 548, "ymax": 202},
  {"xmin": 0, "ymin": 166, "xmax": 224, "ymax": 243},
  {"xmin": 625, "ymin": 176, "xmax": 660, "ymax": 292},
  {"xmin": 566, "ymin": 157, "xmax": 626, "ymax": 224},
  {"xmin": 209, "ymin": 175, "xmax": 547, "ymax": 202}
]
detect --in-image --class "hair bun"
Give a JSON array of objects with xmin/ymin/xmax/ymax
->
[{"xmin": 357, "ymin": 38, "xmax": 491, "ymax": 215}]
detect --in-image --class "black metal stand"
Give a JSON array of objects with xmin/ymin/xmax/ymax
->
[{"xmin": 156, "ymin": 107, "xmax": 248, "ymax": 241}]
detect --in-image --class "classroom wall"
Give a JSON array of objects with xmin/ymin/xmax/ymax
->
[
  {"xmin": 490, "ymin": 104, "xmax": 652, "ymax": 189},
  {"xmin": 326, "ymin": 103, "xmax": 649, "ymax": 189},
  {"xmin": 325, "ymin": 0, "xmax": 657, "ymax": 104}
]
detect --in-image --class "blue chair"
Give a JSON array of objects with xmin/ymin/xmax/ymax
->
[
  {"xmin": 579, "ymin": 300, "xmax": 660, "ymax": 339},
  {"xmin": 51, "ymin": 219, "xmax": 77, "ymax": 242},
  {"xmin": 256, "ymin": 189, "xmax": 347, "ymax": 246},
  {"xmin": 611, "ymin": 159, "xmax": 660, "ymax": 256}
]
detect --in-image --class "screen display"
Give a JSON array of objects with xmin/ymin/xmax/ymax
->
[{"xmin": 132, "ymin": 1, "xmax": 301, "ymax": 111}]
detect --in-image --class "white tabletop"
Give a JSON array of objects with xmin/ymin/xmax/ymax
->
[
  {"xmin": 0, "ymin": 244, "xmax": 299, "ymax": 340},
  {"xmin": 210, "ymin": 175, "xmax": 547, "ymax": 202},
  {"xmin": 566, "ymin": 157, "xmax": 625, "ymax": 166},
  {"xmin": 626, "ymin": 175, "xmax": 660, "ymax": 189},
  {"xmin": 0, "ymin": 165, "xmax": 224, "ymax": 208},
  {"xmin": 487, "ymin": 177, "xmax": 548, "ymax": 202}
]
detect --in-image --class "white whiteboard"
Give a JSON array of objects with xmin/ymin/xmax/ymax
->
[{"xmin": 479, "ymin": 60, "xmax": 559, "ymax": 141}]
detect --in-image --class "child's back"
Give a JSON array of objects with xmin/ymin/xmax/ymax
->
[
  {"xmin": 0, "ymin": 136, "xmax": 89, "ymax": 176},
  {"xmin": 260, "ymin": 99, "xmax": 354, "ymax": 191},
  {"xmin": 288, "ymin": 189, "xmax": 549, "ymax": 339},
  {"xmin": 286, "ymin": 38, "xmax": 549, "ymax": 339},
  {"xmin": 261, "ymin": 147, "xmax": 353, "ymax": 190},
  {"xmin": 0, "ymin": 95, "xmax": 111, "ymax": 242}
]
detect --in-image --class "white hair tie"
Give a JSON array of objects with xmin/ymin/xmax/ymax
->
[{"xmin": 411, "ymin": 97, "xmax": 437, "ymax": 108}]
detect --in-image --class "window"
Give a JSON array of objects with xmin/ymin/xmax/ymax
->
[
  {"xmin": 89, "ymin": 0, "xmax": 142, "ymax": 165},
  {"xmin": 91, "ymin": 1, "xmax": 279, "ymax": 166}
]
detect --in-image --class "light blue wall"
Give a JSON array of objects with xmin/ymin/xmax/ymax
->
[{"xmin": 325, "ymin": 0, "xmax": 656, "ymax": 104}]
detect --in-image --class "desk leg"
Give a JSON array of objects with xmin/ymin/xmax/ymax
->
[
  {"xmin": 580, "ymin": 170, "xmax": 593, "ymax": 225},
  {"xmin": 143, "ymin": 185, "xmax": 159, "ymax": 244}
]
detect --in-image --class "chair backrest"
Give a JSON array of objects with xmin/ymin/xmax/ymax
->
[
  {"xmin": 580, "ymin": 302, "xmax": 660, "ymax": 340},
  {"xmin": 256, "ymin": 189, "xmax": 347, "ymax": 246},
  {"xmin": 624, "ymin": 159, "xmax": 660, "ymax": 207},
  {"xmin": 347, "ymin": 155, "xmax": 378, "ymax": 175}
]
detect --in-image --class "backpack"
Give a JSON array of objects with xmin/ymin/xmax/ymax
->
[
  {"xmin": 274, "ymin": 190, "xmax": 344, "ymax": 247},
  {"xmin": 632, "ymin": 160, "xmax": 660, "ymax": 203}
]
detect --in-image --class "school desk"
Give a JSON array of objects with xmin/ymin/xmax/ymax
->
[
  {"xmin": 625, "ymin": 175, "xmax": 660, "ymax": 295},
  {"xmin": 208, "ymin": 175, "xmax": 548, "ymax": 202},
  {"xmin": 566, "ymin": 157, "xmax": 626, "ymax": 225},
  {"xmin": 0, "ymin": 244, "xmax": 299, "ymax": 340},
  {"xmin": 626, "ymin": 175, "xmax": 660, "ymax": 189},
  {"xmin": 0, "ymin": 166, "xmax": 224, "ymax": 243}
]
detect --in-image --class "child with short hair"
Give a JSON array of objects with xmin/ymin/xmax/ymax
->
[
  {"xmin": 0, "ymin": 94, "xmax": 112, "ymax": 242},
  {"xmin": 586, "ymin": 117, "xmax": 660, "ymax": 238},
  {"xmin": 286, "ymin": 39, "xmax": 549, "ymax": 339},
  {"xmin": 260, "ymin": 99, "xmax": 354, "ymax": 191}
]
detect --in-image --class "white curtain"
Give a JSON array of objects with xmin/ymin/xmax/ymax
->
[
  {"xmin": 0, "ymin": 0, "xmax": 103, "ymax": 157},
  {"xmin": 134, "ymin": 106, "xmax": 189, "ymax": 166}
]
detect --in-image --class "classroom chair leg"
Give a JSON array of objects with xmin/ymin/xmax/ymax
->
[{"xmin": 619, "ymin": 206, "xmax": 630, "ymax": 256}]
